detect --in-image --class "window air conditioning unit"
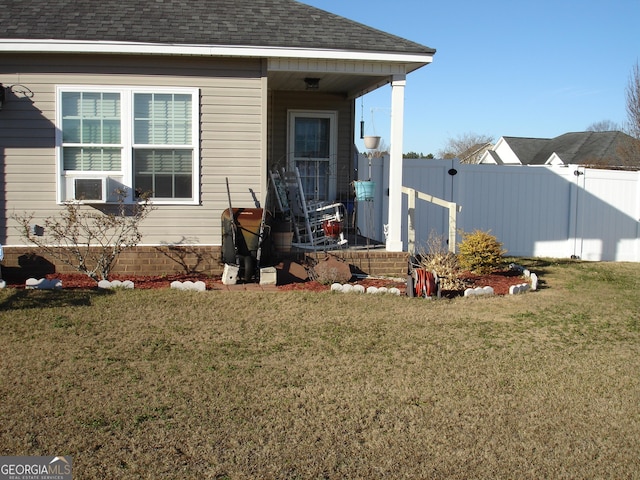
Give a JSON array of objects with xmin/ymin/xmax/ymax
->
[{"xmin": 73, "ymin": 177, "xmax": 108, "ymax": 203}]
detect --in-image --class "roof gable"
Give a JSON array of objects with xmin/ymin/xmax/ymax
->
[
  {"xmin": 0, "ymin": 0, "xmax": 434, "ymax": 56},
  {"xmin": 501, "ymin": 137, "xmax": 551, "ymax": 165}
]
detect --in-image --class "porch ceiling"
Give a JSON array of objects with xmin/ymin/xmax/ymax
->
[
  {"xmin": 266, "ymin": 57, "xmax": 430, "ymax": 99},
  {"xmin": 268, "ymin": 70, "xmax": 390, "ymax": 98}
]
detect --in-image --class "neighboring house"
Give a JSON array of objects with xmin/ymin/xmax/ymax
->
[
  {"xmin": 0, "ymin": 0, "xmax": 435, "ymax": 273},
  {"xmin": 479, "ymin": 131, "xmax": 637, "ymax": 167},
  {"xmin": 458, "ymin": 142, "xmax": 492, "ymax": 164}
]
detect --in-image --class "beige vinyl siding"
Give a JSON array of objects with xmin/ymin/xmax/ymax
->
[
  {"xmin": 268, "ymin": 91, "xmax": 355, "ymax": 202},
  {"xmin": 0, "ymin": 53, "xmax": 265, "ymax": 246}
]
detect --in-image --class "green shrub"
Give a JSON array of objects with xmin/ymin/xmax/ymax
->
[{"xmin": 457, "ymin": 229, "xmax": 506, "ymax": 274}]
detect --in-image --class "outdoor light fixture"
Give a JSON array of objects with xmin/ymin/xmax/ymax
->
[
  {"xmin": 304, "ymin": 77, "xmax": 320, "ymax": 90},
  {"xmin": 0, "ymin": 84, "xmax": 5, "ymax": 111}
]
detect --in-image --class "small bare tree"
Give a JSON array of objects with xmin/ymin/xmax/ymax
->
[
  {"xmin": 617, "ymin": 61, "xmax": 640, "ymax": 166},
  {"xmin": 586, "ymin": 120, "xmax": 620, "ymax": 132},
  {"xmin": 13, "ymin": 189, "xmax": 154, "ymax": 282},
  {"xmin": 417, "ymin": 231, "xmax": 466, "ymax": 292},
  {"xmin": 438, "ymin": 132, "xmax": 494, "ymax": 164},
  {"xmin": 626, "ymin": 61, "xmax": 640, "ymax": 139}
]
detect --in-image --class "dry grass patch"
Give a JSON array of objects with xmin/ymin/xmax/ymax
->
[{"xmin": 1, "ymin": 259, "xmax": 640, "ymax": 479}]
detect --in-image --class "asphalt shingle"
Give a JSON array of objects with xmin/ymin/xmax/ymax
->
[
  {"xmin": 500, "ymin": 131, "xmax": 635, "ymax": 166},
  {"xmin": 0, "ymin": 0, "xmax": 435, "ymax": 55}
]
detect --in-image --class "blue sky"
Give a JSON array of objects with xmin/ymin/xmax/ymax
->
[{"xmin": 301, "ymin": 0, "xmax": 640, "ymax": 155}]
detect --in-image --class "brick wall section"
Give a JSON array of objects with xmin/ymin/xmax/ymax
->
[
  {"xmin": 336, "ymin": 250, "xmax": 409, "ymax": 277},
  {"xmin": 0, "ymin": 246, "xmax": 409, "ymax": 280},
  {"xmin": 0, "ymin": 246, "xmax": 223, "ymax": 280},
  {"xmin": 292, "ymin": 249, "xmax": 409, "ymax": 278}
]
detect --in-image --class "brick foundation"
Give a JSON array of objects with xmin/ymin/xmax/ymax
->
[
  {"xmin": 290, "ymin": 248, "xmax": 409, "ymax": 278},
  {"xmin": 0, "ymin": 246, "xmax": 409, "ymax": 281}
]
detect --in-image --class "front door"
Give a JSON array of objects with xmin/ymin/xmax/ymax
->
[{"xmin": 288, "ymin": 110, "xmax": 337, "ymax": 202}]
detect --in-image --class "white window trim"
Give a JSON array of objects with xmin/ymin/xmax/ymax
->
[
  {"xmin": 287, "ymin": 110, "xmax": 338, "ymax": 201},
  {"xmin": 56, "ymin": 85, "xmax": 200, "ymax": 205}
]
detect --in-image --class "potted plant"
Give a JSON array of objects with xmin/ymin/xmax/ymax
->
[
  {"xmin": 363, "ymin": 135, "xmax": 381, "ymax": 150},
  {"xmin": 354, "ymin": 136, "xmax": 380, "ymax": 201}
]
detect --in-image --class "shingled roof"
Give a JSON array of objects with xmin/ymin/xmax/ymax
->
[
  {"xmin": 493, "ymin": 131, "xmax": 637, "ymax": 166},
  {"xmin": 530, "ymin": 131, "xmax": 632, "ymax": 165},
  {"xmin": 0, "ymin": 0, "xmax": 434, "ymax": 55},
  {"xmin": 501, "ymin": 137, "xmax": 551, "ymax": 164}
]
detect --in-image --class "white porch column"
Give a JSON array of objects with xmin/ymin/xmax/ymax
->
[{"xmin": 386, "ymin": 74, "xmax": 406, "ymax": 251}]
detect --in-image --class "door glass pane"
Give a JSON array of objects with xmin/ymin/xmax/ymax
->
[
  {"xmin": 293, "ymin": 116, "xmax": 332, "ymax": 201},
  {"xmin": 294, "ymin": 118, "xmax": 330, "ymax": 158},
  {"xmin": 297, "ymin": 160, "xmax": 329, "ymax": 201}
]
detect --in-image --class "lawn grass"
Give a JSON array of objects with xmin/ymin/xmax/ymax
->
[{"xmin": 1, "ymin": 258, "xmax": 639, "ymax": 479}]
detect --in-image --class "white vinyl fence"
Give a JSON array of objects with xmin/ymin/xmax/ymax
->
[{"xmin": 355, "ymin": 155, "xmax": 640, "ymax": 261}]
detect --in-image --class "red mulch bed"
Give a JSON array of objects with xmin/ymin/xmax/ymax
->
[
  {"xmin": 2, "ymin": 268, "xmax": 528, "ymax": 297},
  {"xmin": 456, "ymin": 269, "xmax": 527, "ymax": 296},
  {"xmin": 279, "ymin": 268, "xmax": 527, "ymax": 296}
]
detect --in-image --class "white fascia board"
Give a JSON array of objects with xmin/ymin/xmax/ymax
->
[{"xmin": 0, "ymin": 39, "xmax": 434, "ymax": 64}]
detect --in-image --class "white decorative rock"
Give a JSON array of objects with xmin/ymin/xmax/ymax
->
[
  {"xmin": 331, "ymin": 283, "xmax": 401, "ymax": 295},
  {"xmin": 99, "ymin": 279, "xmax": 135, "ymax": 289},
  {"xmin": 171, "ymin": 280, "xmax": 206, "ymax": 291},
  {"xmin": 0, "ymin": 279, "xmax": 5, "ymax": 289},
  {"xmin": 530, "ymin": 273, "xmax": 538, "ymax": 291},
  {"xmin": 509, "ymin": 283, "xmax": 530, "ymax": 295},
  {"xmin": 25, "ymin": 278, "xmax": 63, "ymax": 290},
  {"xmin": 464, "ymin": 286, "xmax": 493, "ymax": 297},
  {"xmin": 182, "ymin": 281, "xmax": 196, "ymax": 291}
]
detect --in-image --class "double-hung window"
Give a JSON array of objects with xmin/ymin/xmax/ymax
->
[{"xmin": 57, "ymin": 86, "xmax": 199, "ymax": 204}]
